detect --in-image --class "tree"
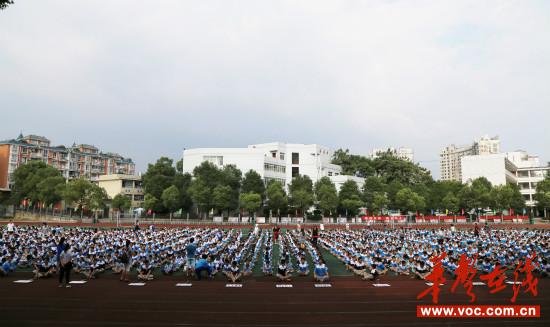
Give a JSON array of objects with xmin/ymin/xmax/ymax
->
[
  {"xmin": 188, "ymin": 177, "xmax": 213, "ymax": 219},
  {"xmin": 36, "ymin": 176, "xmax": 66, "ymax": 210},
  {"xmin": 241, "ymin": 170, "xmax": 265, "ymax": 199},
  {"xmin": 490, "ymin": 184, "xmax": 525, "ymax": 214},
  {"xmin": 10, "ymin": 161, "xmax": 62, "ymax": 206},
  {"xmin": 362, "ymin": 176, "xmax": 386, "ymax": 213},
  {"xmin": 428, "ymin": 180, "xmax": 464, "ymax": 213},
  {"xmin": 340, "ymin": 198, "xmax": 364, "ymax": 217},
  {"xmin": 0, "ymin": 1, "xmax": 13, "ymax": 10},
  {"xmin": 395, "ymin": 188, "xmax": 426, "ymax": 214},
  {"xmin": 112, "ymin": 193, "xmax": 131, "ymax": 212},
  {"xmin": 220, "ymin": 165, "xmax": 242, "ymax": 213},
  {"xmin": 314, "ymin": 177, "xmax": 338, "ymax": 217},
  {"xmin": 212, "ymin": 185, "xmax": 233, "ymax": 217},
  {"xmin": 331, "ymin": 149, "xmax": 375, "ymax": 177},
  {"xmin": 289, "ymin": 175, "xmax": 314, "ymax": 217},
  {"xmin": 371, "ymin": 192, "xmax": 389, "ymax": 215},
  {"xmin": 162, "ymin": 185, "xmax": 181, "ymax": 218},
  {"xmin": 240, "ymin": 192, "xmax": 261, "ymax": 217},
  {"xmin": 63, "ymin": 178, "xmax": 95, "ymax": 218},
  {"xmin": 173, "ymin": 172, "xmax": 193, "ymax": 213},
  {"xmin": 266, "ymin": 180, "xmax": 287, "ymax": 217},
  {"xmin": 176, "ymin": 159, "xmax": 184, "ymax": 173},
  {"xmin": 144, "ymin": 194, "xmax": 161, "ymax": 213},
  {"xmin": 142, "ymin": 157, "xmax": 176, "ymax": 212},
  {"xmin": 441, "ymin": 192, "xmax": 459, "ymax": 214},
  {"xmin": 89, "ymin": 184, "xmax": 109, "ymax": 220},
  {"xmin": 534, "ymin": 175, "xmax": 550, "ymax": 218}
]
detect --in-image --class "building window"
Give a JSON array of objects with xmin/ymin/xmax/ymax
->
[
  {"xmin": 292, "ymin": 152, "xmax": 299, "ymax": 165},
  {"xmin": 204, "ymin": 155, "xmax": 223, "ymax": 166},
  {"xmin": 280, "ymin": 152, "xmax": 285, "ymax": 160},
  {"xmin": 328, "ymin": 172, "xmax": 332, "ymax": 176},
  {"xmin": 271, "ymin": 152, "xmax": 276, "ymax": 158},
  {"xmin": 292, "ymin": 167, "xmax": 299, "ymax": 177}
]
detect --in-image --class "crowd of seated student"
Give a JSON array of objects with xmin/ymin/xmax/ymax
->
[{"xmin": 320, "ymin": 228, "xmax": 550, "ymax": 281}]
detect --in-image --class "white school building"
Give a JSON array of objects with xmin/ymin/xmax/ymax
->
[{"xmin": 182, "ymin": 142, "xmax": 364, "ymax": 191}]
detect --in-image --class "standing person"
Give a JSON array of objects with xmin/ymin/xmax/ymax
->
[
  {"xmin": 134, "ymin": 220, "xmax": 140, "ymax": 232},
  {"xmin": 474, "ymin": 222, "xmax": 480, "ymax": 237},
  {"xmin": 273, "ymin": 225, "xmax": 280, "ymax": 243},
  {"xmin": 119, "ymin": 242, "xmax": 131, "ymax": 282},
  {"xmin": 58, "ymin": 244, "xmax": 73, "ymax": 288},
  {"xmin": 186, "ymin": 237, "xmax": 197, "ymax": 277},
  {"xmin": 56, "ymin": 237, "xmax": 66, "ymax": 269},
  {"xmin": 312, "ymin": 226, "xmax": 319, "ymax": 247}
]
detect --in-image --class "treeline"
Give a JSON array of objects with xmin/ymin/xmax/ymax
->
[
  {"xmin": 3, "ymin": 150, "xmax": 549, "ymax": 219},
  {"xmin": 333, "ymin": 149, "xmax": 527, "ymax": 216},
  {"xmin": 3, "ymin": 161, "xmax": 112, "ymax": 218}
]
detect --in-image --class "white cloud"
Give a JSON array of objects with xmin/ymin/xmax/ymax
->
[{"xmin": 1, "ymin": 0, "xmax": 549, "ymax": 176}]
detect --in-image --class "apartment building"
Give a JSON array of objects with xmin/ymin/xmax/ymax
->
[
  {"xmin": 440, "ymin": 135, "xmax": 500, "ymax": 181},
  {"xmin": 0, "ymin": 134, "xmax": 135, "ymax": 190},
  {"xmin": 97, "ymin": 174, "xmax": 144, "ymax": 209}
]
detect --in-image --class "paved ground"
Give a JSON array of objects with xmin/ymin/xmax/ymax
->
[{"xmin": 1, "ymin": 273, "xmax": 548, "ymax": 327}]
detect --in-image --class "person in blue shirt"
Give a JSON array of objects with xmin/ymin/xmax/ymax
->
[
  {"xmin": 186, "ymin": 238, "xmax": 197, "ymax": 277},
  {"xmin": 314, "ymin": 259, "xmax": 329, "ymax": 283},
  {"xmin": 0, "ymin": 257, "xmax": 12, "ymax": 276},
  {"xmin": 195, "ymin": 254, "xmax": 212, "ymax": 281}
]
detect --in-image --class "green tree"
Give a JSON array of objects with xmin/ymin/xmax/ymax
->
[
  {"xmin": 112, "ymin": 193, "xmax": 131, "ymax": 212},
  {"xmin": 188, "ymin": 177, "xmax": 213, "ymax": 219},
  {"xmin": 220, "ymin": 165, "xmax": 242, "ymax": 212},
  {"xmin": 314, "ymin": 177, "xmax": 338, "ymax": 217},
  {"xmin": 176, "ymin": 158, "xmax": 184, "ymax": 173},
  {"xmin": 142, "ymin": 157, "xmax": 176, "ymax": 212},
  {"xmin": 395, "ymin": 187, "xmax": 426, "ymax": 213},
  {"xmin": 10, "ymin": 161, "xmax": 62, "ymax": 206},
  {"xmin": 490, "ymin": 184, "xmax": 525, "ymax": 213},
  {"xmin": 362, "ymin": 176, "xmax": 386, "ymax": 213},
  {"xmin": 534, "ymin": 175, "xmax": 550, "ymax": 218},
  {"xmin": 241, "ymin": 170, "xmax": 265, "ymax": 199},
  {"xmin": 89, "ymin": 184, "xmax": 109, "ymax": 220},
  {"xmin": 162, "ymin": 185, "xmax": 181, "ymax": 218},
  {"xmin": 144, "ymin": 193, "xmax": 161, "ymax": 213},
  {"xmin": 173, "ymin": 172, "xmax": 193, "ymax": 213},
  {"xmin": 441, "ymin": 192, "xmax": 460, "ymax": 214},
  {"xmin": 266, "ymin": 180, "xmax": 288, "ymax": 218},
  {"xmin": 428, "ymin": 180, "xmax": 464, "ymax": 213},
  {"xmin": 239, "ymin": 192, "xmax": 262, "ymax": 217},
  {"xmin": 340, "ymin": 198, "xmax": 364, "ymax": 217},
  {"xmin": 212, "ymin": 185, "xmax": 233, "ymax": 217},
  {"xmin": 289, "ymin": 175, "xmax": 314, "ymax": 217},
  {"xmin": 371, "ymin": 192, "xmax": 389, "ymax": 215},
  {"xmin": 36, "ymin": 176, "xmax": 66, "ymax": 209},
  {"xmin": 63, "ymin": 178, "xmax": 95, "ymax": 218}
]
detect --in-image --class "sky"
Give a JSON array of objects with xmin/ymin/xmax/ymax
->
[{"xmin": 1, "ymin": 0, "xmax": 549, "ymax": 178}]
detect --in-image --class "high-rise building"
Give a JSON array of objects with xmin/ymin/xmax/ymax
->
[
  {"xmin": 440, "ymin": 135, "xmax": 500, "ymax": 181},
  {"xmin": 370, "ymin": 147, "xmax": 414, "ymax": 162},
  {"xmin": 182, "ymin": 142, "xmax": 364, "ymax": 191},
  {"xmin": 0, "ymin": 134, "xmax": 135, "ymax": 190}
]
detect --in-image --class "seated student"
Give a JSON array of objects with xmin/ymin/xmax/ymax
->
[
  {"xmin": 263, "ymin": 254, "xmax": 273, "ymax": 276},
  {"xmin": 396, "ymin": 260, "xmax": 410, "ymax": 276},
  {"xmin": 277, "ymin": 259, "xmax": 292, "ymax": 282},
  {"xmin": 313, "ymin": 259, "xmax": 329, "ymax": 283},
  {"xmin": 297, "ymin": 256, "xmax": 309, "ymax": 276},
  {"xmin": 161, "ymin": 255, "xmax": 176, "ymax": 275},
  {"xmin": 138, "ymin": 259, "xmax": 154, "ymax": 281},
  {"xmin": 414, "ymin": 260, "xmax": 430, "ymax": 280},
  {"xmin": 539, "ymin": 258, "xmax": 550, "ymax": 278},
  {"xmin": 242, "ymin": 260, "xmax": 253, "ymax": 277},
  {"xmin": 195, "ymin": 254, "xmax": 212, "ymax": 281},
  {"xmin": 221, "ymin": 257, "xmax": 232, "ymax": 280},
  {"xmin": 33, "ymin": 256, "xmax": 55, "ymax": 279},
  {"xmin": 0, "ymin": 257, "xmax": 13, "ymax": 277},
  {"xmin": 227, "ymin": 261, "xmax": 242, "ymax": 283}
]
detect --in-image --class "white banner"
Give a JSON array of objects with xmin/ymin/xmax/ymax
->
[
  {"xmin": 270, "ymin": 217, "xmax": 278, "ymax": 223},
  {"xmin": 337, "ymin": 217, "xmax": 347, "ymax": 224},
  {"xmin": 281, "ymin": 217, "xmax": 291, "ymax": 224},
  {"xmin": 241, "ymin": 217, "xmax": 250, "ymax": 223},
  {"xmin": 213, "ymin": 216, "xmax": 223, "ymax": 223},
  {"xmin": 228, "ymin": 217, "xmax": 239, "ymax": 223},
  {"xmin": 256, "ymin": 217, "xmax": 266, "ymax": 224},
  {"xmin": 322, "ymin": 217, "xmax": 334, "ymax": 223}
]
